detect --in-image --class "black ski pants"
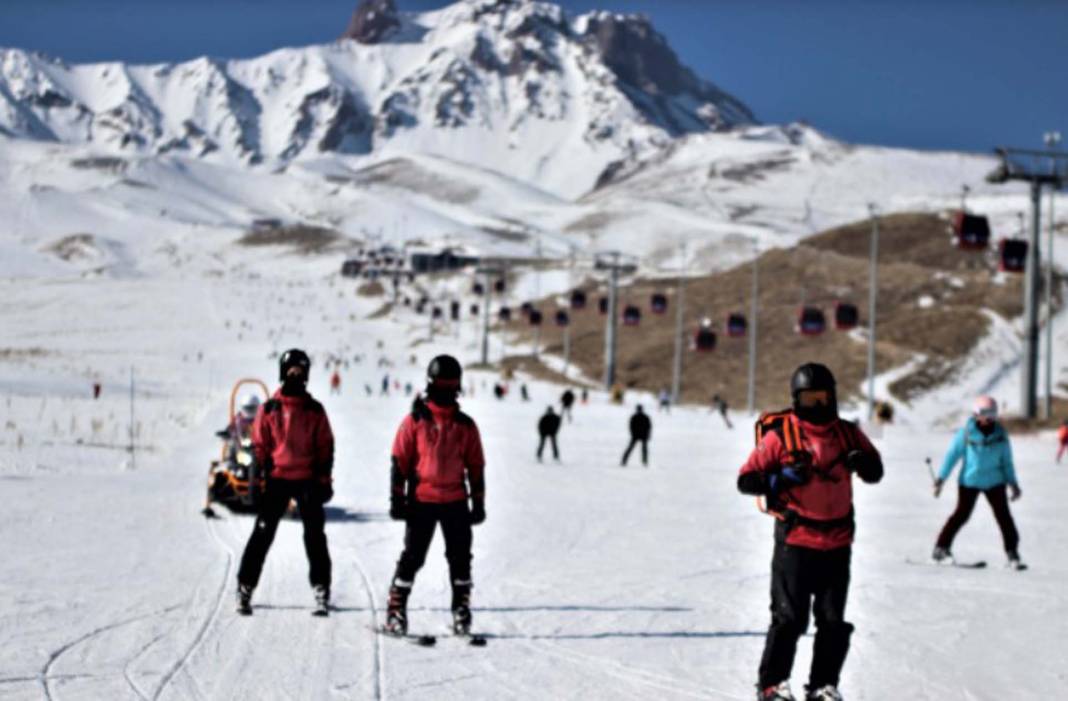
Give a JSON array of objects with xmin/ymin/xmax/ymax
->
[
  {"xmin": 759, "ymin": 539, "xmax": 854, "ymax": 690},
  {"xmin": 537, "ymin": 433, "xmax": 559, "ymax": 460},
  {"xmin": 621, "ymin": 437, "xmax": 648, "ymax": 466},
  {"xmin": 936, "ymin": 483, "xmax": 1019, "ymax": 553},
  {"xmin": 237, "ymin": 479, "xmax": 331, "ymax": 590},
  {"xmin": 393, "ymin": 500, "xmax": 472, "ymax": 587}
]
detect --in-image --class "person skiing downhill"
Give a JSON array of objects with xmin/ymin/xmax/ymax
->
[
  {"xmin": 386, "ymin": 355, "xmax": 486, "ymax": 637},
  {"xmin": 932, "ymin": 396, "xmax": 1024, "ymax": 569},
  {"xmin": 236, "ymin": 349, "xmax": 335, "ymax": 616},
  {"xmin": 560, "ymin": 388, "xmax": 576, "ymax": 422},
  {"xmin": 737, "ymin": 363, "xmax": 883, "ymax": 701}
]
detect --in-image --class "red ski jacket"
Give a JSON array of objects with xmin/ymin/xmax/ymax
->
[
  {"xmin": 738, "ymin": 415, "xmax": 881, "ymax": 550},
  {"xmin": 252, "ymin": 389, "xmax": 334, "ymax": 482},
  {"xmin": 391, "ymin": 399, "xmax": 485, "ymax": 505}
]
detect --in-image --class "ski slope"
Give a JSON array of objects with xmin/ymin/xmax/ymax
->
[{"xmin": 2, "ymin": 271, "xmax": 1066, "ymax": 701}]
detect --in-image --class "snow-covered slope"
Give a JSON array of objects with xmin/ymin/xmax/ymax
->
[{"xmin": 0, "ymin": 0, "xmax": 754, "ymax": 198}]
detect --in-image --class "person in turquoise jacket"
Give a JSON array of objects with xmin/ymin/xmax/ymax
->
[{"xmin": 932, "ymin": 396, "xmax": 1023, "ymax": 568}]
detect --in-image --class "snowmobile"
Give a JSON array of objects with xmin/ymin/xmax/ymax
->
[{"xmin": 202, "ymin": 379, "xmax": 269, "ymax": 518}]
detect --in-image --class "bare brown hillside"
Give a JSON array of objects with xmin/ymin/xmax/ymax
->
[{"xmin": 511, "ymin": 212, "xmax": 1044, "ymax": 413}]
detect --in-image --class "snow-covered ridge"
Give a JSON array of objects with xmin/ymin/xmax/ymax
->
[{"xmin": 0, "ymin": 0, "xmax": 754, "ymax": 198}]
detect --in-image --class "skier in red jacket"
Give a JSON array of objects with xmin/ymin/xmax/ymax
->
[
  {"xmin": 236, "ymin": 349, "xmax": 335, "ymax": 616},
  {"xmin": 737, "ymin": 363, "xmax": 883, "ymax": 701},
  {"xmin": 385, "ymin": 355, "xmax": 486, "ymax": 637}
]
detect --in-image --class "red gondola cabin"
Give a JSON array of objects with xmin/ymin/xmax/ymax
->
[
  {"xmin": 999, "ymin": 239, "xmax": 1028, "ymax": 273},
  {"xmin": 726, "ymin": 313, "xmax": 747, "ymax": 338},
  {"xmin": 797, "ymin": 306, "xmax": 826, "ymax": 336},
  {"xmin": 834, "ymin": 302, "xmax": 859, "ymax": 331},
  {"xmin": 952, "ymin": 211, "xmax": 991, "ymax": 251},
  {"xmin": 529, "ymin": 309, "xmax": 543, "ymax": 326},
  {"xmin": 695, "ymin": 326, "xmax": 717, "ymax": 351},
  {"xmin": 555, "ymin": 310, "xmax": 570, "ymax": 327},
  {"xmin": 598, "ymin": 297, "xmax": 609, "ymax": 315},
  {"xmin": 498, "ymin": 306, "xmax": 512, "ymax": 322},
  {"xmin": 650, "ymin": 293, "xmax": 668, "ymax": 314},
  {"xmin": 622, "ymin": 305, "xmax": 641, "ymax": 326},
  {"xmin": 570, "ymin": 290, "xmax": 587, "ymax": 310}
]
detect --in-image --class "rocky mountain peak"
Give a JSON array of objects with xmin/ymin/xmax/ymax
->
[{"xmin": 341, "ymin": 0, "xmax": 401, "ymax": 44}]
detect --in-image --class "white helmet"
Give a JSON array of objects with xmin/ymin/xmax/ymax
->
[{"xmin": 240, "ymin": 394, "xmax": 261, "ymax": 417}]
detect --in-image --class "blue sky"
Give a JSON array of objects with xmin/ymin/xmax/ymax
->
[{"xmin": 1, "ymin": 0, "xmax": 1065, "ymax": 153}]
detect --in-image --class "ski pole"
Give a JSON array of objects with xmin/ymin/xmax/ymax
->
[{"xmin": 925, "ymin": 457, "xmax": 935, "ymax": 483}]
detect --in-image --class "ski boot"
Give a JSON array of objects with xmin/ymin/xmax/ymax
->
[
  {"xmin": 385, "ymin": 580, "xmax": 411, "ymax": 636},
  {"xmin": 451, "ymin": 581, "xmax": 472, "ymax": 635},
  {"xmin": 312, "ymin": 585, "xmax": 330, "ymax": 617},
  {"xmin": 931, "ymin": 546, "xmax": 952, "ymax": 564},
  {"xmin": 758, "ymin": 681, "xmax": 796, "ymax": 700},
  {"xmin": 236, "ymin": 583, "xmax": 253, "ymax": 616},
  {"xmin": 806, "ymin": 685, "xmax": 843, "ymax": 701},
  {"xmin": 1006, "ymin": 550, "xmax": 1027, "ymax": 571}
]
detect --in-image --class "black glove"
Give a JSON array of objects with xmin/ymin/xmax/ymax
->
[
  {"xmin": 389, "ymin": 495, "xmax": 407, "ymax": 521},
  {"xmin": 845, "ymin": 449, "xmax": 884, "ymax": 483},
  {"xmin": 470, "ymin": 498, "xmax": 486, "ymax": 526},
  {"xmin": 315, "ymin": 478, "xmax": 334, "ymax": 505}
]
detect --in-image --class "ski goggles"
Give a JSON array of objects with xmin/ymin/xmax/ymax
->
[
  {"xmin": 796, "ymin": 389, "xmax": 831, "ymax": 408},
  {"xmin": 974, "ymin": 406, "xmax": 998, "ymax": 419}
]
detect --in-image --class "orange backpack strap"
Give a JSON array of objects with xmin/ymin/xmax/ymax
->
[{"xmin": 753, "ymin": 409, "xmax": 798, "ymax": 518}]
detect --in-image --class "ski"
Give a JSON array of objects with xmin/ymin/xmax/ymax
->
[
  {"xmin": 312, "ymin": 606, "xmax": 329, "ymax": 618},
  {"xmin": 374, "ymin": 625, "xmax": 437, "ymax": 647},
  {"xmin": 449, "ymin": 630, "xmax": 488, "ymax": 647},
  {"xmin": 905, "ymin": 557, "xmax": 987, "ymax": 569}
]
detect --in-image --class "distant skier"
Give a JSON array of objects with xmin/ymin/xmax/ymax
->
[
  {"xmin": 621, "ymin": 405, "xmax": 652, "ymax": 467},
  {"xmin": 581, "ymin": 388, "xmax": 589, "ymax": 404},
  {"xmin": 217, "ymin": 394, "xmax": 260, "ymax": 460},
  {"xmin": 737, "ymin": 363, "xmax": 883, "ymax": 701},
  {"xmin": 236, "ymin": 349, "xmax": 335, "ymax": 616},
  {"xmin": 381, "ymin": 374, "xmax": 390, "ymax": 396},
  {"xmin": 560, "ymin": 389, "xmax": 576, "ymax": 422},
  {"xmin": 657, "ymin": 388, "xmax": 671, "ymax": 414},
  {"xmin": 932, "ymin": 396, "xmax": 1024, "ymax": 569},
  {"xmin": 537, "ymin": 406, "xmax": 562, "ymax": 462},
  {"xmin": 1057, "ymin": 419, "xmax": 1068, "ymax": 463},
  {"xmin": 520, "ymin": 383, "xmax": 530, "ymax": 401},
  {"xmin": 712, "ymin": 393, "xmax": 733, "ymax": 429},
  {"xmin": 329, "ymin": 370, "xmax": 341, "ymax": 395},
  {"xmin": 386, "ymin": 355, "xmax": 486, "ymax": 637}
]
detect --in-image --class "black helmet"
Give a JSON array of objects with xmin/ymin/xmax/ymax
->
[
  {"xmin": 790, "ymin": 362, "xmax": 837, "ymax": 423},
  {"xmin": 790, "ymin": 362, "xmax": 836, "ymax": 397},
  {"xmin": 279, "ymin": 348, "xmax": 311, "ymax": 382},
  {"xmin": 427, "ymin": 354, "xmax": 462, "ymax": 388}
]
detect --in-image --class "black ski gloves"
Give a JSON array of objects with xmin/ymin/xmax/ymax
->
[
  {"xmin": 845, "ymin": 449, "xmax": 883, "ymax": 483},
  {"xmin": 470, "ymin": 498, "xmax": 486, "ymax": 526},
  {"xmin": 390, "ymin": 495, "xmax": 407, "ymax": 521},
  {"xmin": 315, "ymin": 479, "xmax": 334, "ymax": 504}
]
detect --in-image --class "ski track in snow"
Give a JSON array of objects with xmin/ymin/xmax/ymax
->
[{"xmin": 150, "ymin": 518, "xmax": 235, "ymax": 701}]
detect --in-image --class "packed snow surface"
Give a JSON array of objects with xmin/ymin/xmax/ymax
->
[{"xmin": 1, "ymin": 270, "xmax": 1065, "ymax": 700}]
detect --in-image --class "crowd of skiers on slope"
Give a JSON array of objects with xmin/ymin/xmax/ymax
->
[{"xmin": 218, "ymin": 348, "xmax": 1028, "ymax": 701}]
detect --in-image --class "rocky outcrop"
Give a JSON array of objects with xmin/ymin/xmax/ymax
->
[{"xmin": 341, "ymin": 0, "xmax": 401, "ymax": 44}]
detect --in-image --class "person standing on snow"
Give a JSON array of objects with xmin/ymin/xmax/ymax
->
[
  {"xmin": 621, "ymin": 405, "xmax": 652, "ymax": 467},
  {"xmin": 236, "ymin": 349, "xmax": 335, "ymax": 616},
  {"xmin": 537, "ymin": 406, "xmax": 562, "ymax": 462},
  {"xmin": 1057, "ymin": 419, "xmax": 1068, "ymax": 463},
  {"xmin": 330, "ymin": 369, "xmax": 341, "ymax": 395},
  {"xmin": 560, "ymin": 388, "xmax": 576, "ymax": 423},
  {"xmin": 657, "ymin": 388, "xmax": 671, "ymax": 414},
  {"xmin": 385, "ymin": 355, "xmax": 486, "ymax": 637},
  {"xmin": 932, "ymin": 396, "xmax": 1024, "ymax": 569},
  {"xmin": 737, "ymin": 363, "xmax": 883, "ymax": 701}
]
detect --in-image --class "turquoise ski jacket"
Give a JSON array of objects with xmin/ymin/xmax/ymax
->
[{"xmin": 938, "ymin": 418, "xmax": 1017, "ymax": 490}]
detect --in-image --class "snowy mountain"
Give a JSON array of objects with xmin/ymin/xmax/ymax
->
[{"xmin": 0, "ymin": 0, "xmax": 754, "ymax": 198}]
